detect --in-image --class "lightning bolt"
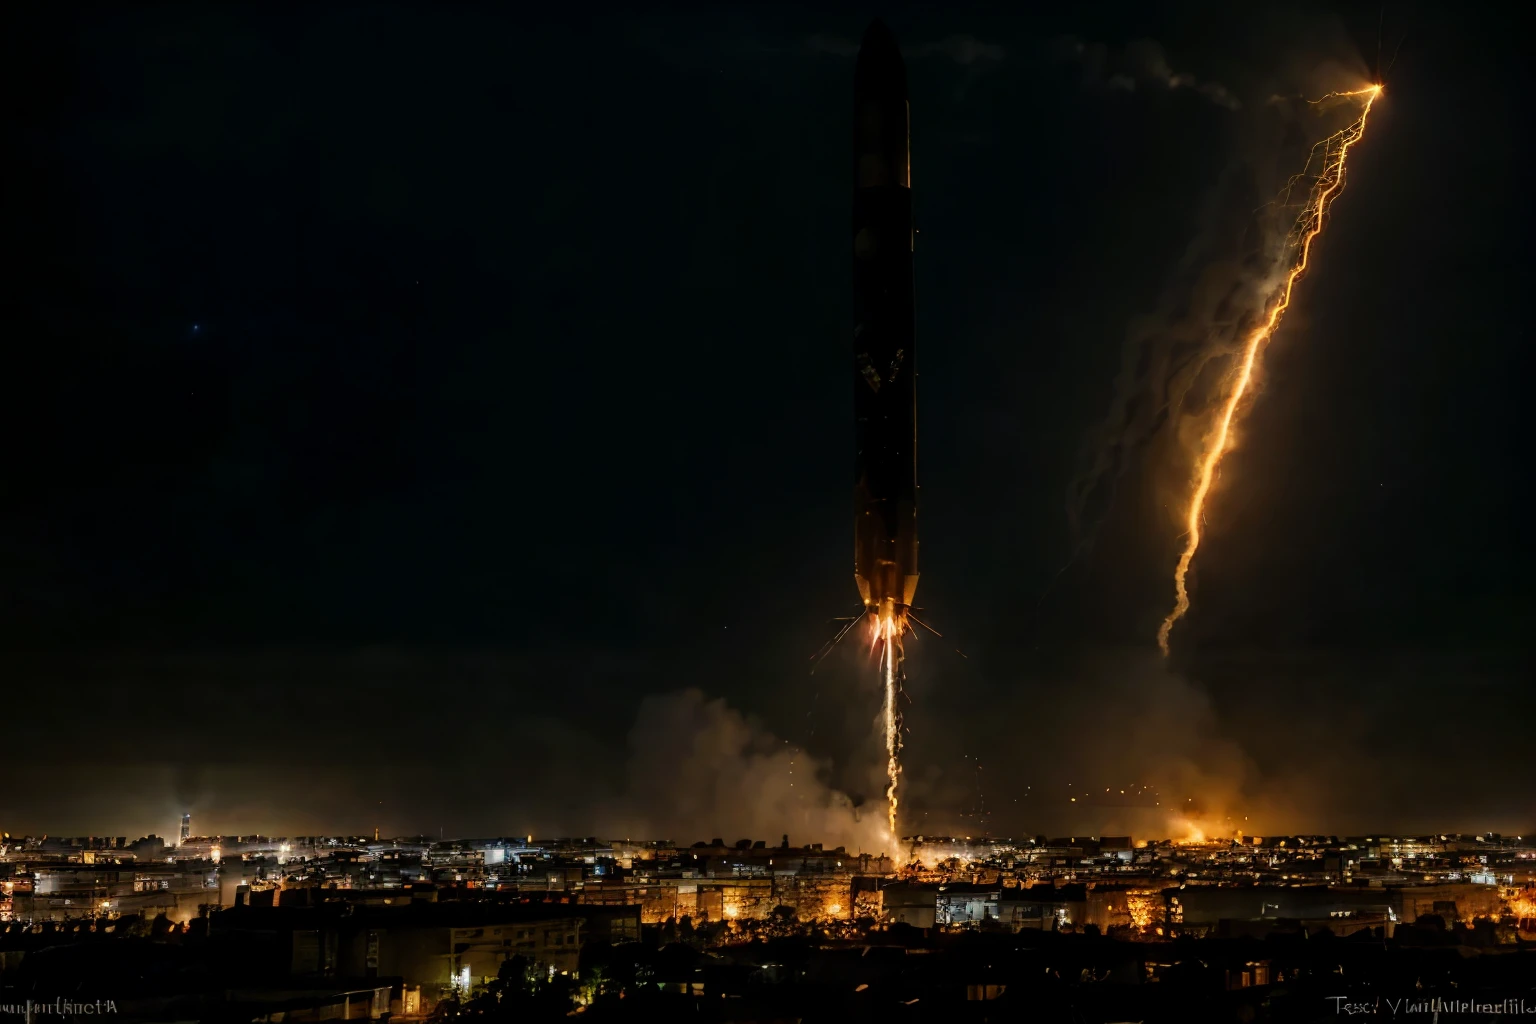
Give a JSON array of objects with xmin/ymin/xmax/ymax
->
[{"xmin": 1158, "ymin": 85, "xmax": 1382, "ymax": 657}]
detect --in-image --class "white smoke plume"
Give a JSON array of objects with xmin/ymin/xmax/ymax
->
[
  {"xmin": 1039, "ymin": 652, "xmax": 1263, "ymax": 838},
  {"xmin": 604, "ymin": 689, "xmax": 892, "ymax": 855}
]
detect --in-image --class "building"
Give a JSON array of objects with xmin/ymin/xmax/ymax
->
[
  {"xmin": 881, "ymin": 884, "xmax": 937, "ymax": 929},
  {"xmin": 216, "ymin": 901, "xmax": 588, "ymax": 1007},
  {"xmin": 998, "ymin": 884, "xmax": 1088, "ymax": 932},
  {"xmin": 16, "ymin": 861, "xmax": 216, "ymax": 923},
  {"xmin": 935, "ymin": 884, "xmax": 998, "ymax": 925}
]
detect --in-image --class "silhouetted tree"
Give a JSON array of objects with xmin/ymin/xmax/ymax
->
[{"xmin": 494, "ymin": 954, "xmax": 533, "ymax": 996}]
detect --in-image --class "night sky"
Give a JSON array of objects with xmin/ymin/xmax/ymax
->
[{"xmin": 7, "ymin": 2, "xmax": 1531, "ymax": 842}]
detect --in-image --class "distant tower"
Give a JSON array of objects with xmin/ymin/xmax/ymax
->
[{"xmin": 180, "ymin": 813, "xmax": 191, "ymax": 845}]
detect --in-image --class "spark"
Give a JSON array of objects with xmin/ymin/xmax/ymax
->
[{"xmin": 1158, "ymin": 85, "xmax": 1381, "ymax": 656}]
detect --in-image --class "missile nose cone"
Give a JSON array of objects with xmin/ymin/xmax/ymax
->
[
  {"xmin": 854, "ymin": 19, "xmax": 909, "ymax": 190},
  {"xmin": 856, "ymin": 19, "xmax": 907, "ymax": 96},
  {"xmin": 861, "ymin": 18, "xmax": 897, "ymax": 52}
]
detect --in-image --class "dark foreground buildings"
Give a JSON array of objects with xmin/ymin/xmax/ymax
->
[
  {"xmin": 3, "ymin": 831, "xmax": 1535, "ymax": 1021},
  {"xmin": 3, "ymin": 898, "xmax": 1535, "ymax": 1022}
]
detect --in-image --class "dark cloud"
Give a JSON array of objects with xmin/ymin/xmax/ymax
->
[
  {"xmin": 1056, "ymin": 35, "xmax": 1241, "ymax": 109},
  {"xmin": 909, "ymin": 35, "xmax": 1005, "ymax": 67},
  {"xmin": 804, "ymin": 33, "xmax": 858, "ymax": 59},
  {"xmin": 805, "ymin": 32, "xmax": 1004, "ymax": 67}
]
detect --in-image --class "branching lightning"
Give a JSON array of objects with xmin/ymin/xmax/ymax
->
[{"xmin": 1157, "ymin": 85, "xmax": 1382, "ymax": 657}]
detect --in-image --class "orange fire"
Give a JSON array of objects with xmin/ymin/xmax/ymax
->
[
  {"xmin": 1511, "ymin": 888, "xmax": 1536, "ymax": 925},
  {"xmin": 1126, "ymin": 890, "xmax": 1161, "ymax": 930}
]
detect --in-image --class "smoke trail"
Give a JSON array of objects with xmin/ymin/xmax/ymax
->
[
  {"xmin": 607, "ymin": 689, "xmax": 892, "ymax": 855},
  {"xmin": 1066, "ymin": 164, "xmax": 1271, "ymax": 561}
]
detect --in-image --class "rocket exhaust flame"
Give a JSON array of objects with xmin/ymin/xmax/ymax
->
[
  {"xmin": 874, "ymin": 612, "xmax": 906, "ymax": 841},
  {"xmin": 805, "ymin": 606, "xmax": 910, "ymax": 847},
  {"xmin": 1158, "ymin": 85, "xmax": 1381, "ymax": 656}
]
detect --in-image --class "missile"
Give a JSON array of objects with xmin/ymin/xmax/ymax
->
[{"xmin": 852, "ymin": 19, "xmax": 918, "ymax": 629}]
